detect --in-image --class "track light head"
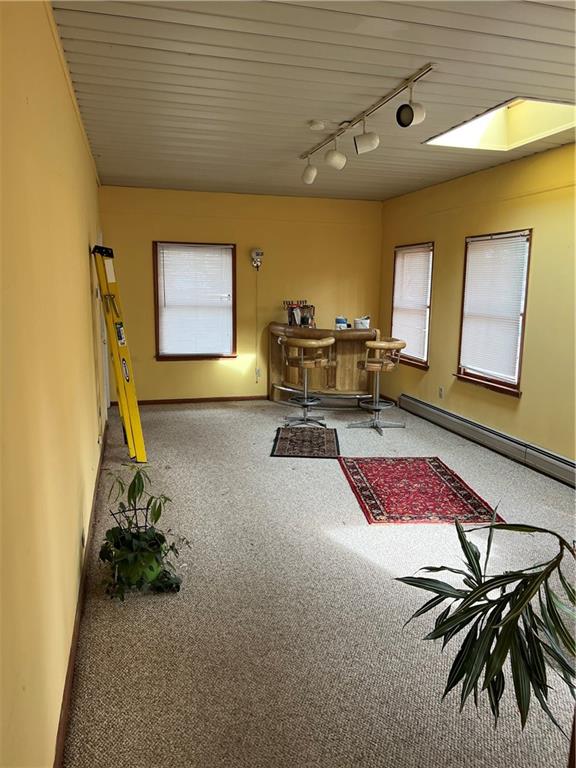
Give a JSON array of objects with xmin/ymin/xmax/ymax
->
[
  {"xmin": 354, "ymin": 119, "xmax": 380, "ymax": 155},
  {"xmin": 301, "ymin": 158, "xmax": 318, "ymax": 184},
  {"xmin": 396, "ymin": 101, "xmax": 426, "ymax": 127},
  {"xmin": 324, "ymin": 140, "xmax": 347, "ymax": 170}
]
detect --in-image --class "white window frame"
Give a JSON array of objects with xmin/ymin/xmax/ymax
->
[
  {"xmin": 391, "ymin": 242, "xmax": 434, "ymax": 367},
  {"xmin": 457, "ymin": 229, "xmax": 531, "ymax": 394},
  {"xmin": 153, "ymin": 241, "xmax": 236, "ymax": 360}
]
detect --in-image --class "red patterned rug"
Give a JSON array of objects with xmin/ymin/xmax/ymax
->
[{"xmin": 339, "ymin": 456, "xmax": 502, "ymax": 525}]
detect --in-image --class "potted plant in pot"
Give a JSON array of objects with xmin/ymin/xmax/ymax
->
[
  {"xmin": 398, "ymin": 519, "xmax": 575, "ymax": 743},
  {"xmin": 99, "ymin": 465, "xmax": 189, "ymax": 600}
]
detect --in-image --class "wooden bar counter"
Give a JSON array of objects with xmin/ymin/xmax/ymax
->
[{"xmin": 268, "ymin": 322, "xmax": 380, "ymax": 400}]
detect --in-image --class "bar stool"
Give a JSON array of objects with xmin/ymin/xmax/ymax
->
[
  {"xmin": 279, "ymin": 335, "xmax": 335, "ymax": 427},
  {"xmin": 348, "ymin": 338, "xmax": 406, "ymax": 435}
]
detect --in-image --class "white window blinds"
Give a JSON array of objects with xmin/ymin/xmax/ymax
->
[
  {"xmin": 156, "ymin": 242, "xmax": 234, "ymax": 356},
  {"xmin": 459, "ymin": 231, "xmax": 530, "ymax": 386},
  {"xmin": 391, "ymin": 243, "xmax": 433, "ymax": 362}
]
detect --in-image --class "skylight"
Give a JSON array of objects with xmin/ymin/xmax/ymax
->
[{"xmin": 426, "ymin": 99, "xmax": 576, "ymax": 151}]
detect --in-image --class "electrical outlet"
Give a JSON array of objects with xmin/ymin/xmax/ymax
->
[{"xmin": 438, "ymin": 386, "xmax": 444, "ymax": 399}]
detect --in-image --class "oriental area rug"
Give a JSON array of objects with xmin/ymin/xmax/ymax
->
[
  {"xmin": 271, "ymin": 427, "xmax": 340, "ymax": 458},
  {"xmin": 339, "ymin": 456, "xmax": 503, "ymax": 525}
]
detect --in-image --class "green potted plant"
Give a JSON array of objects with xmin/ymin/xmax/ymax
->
[
  {"xmin": 99, "ymin": 465, "xmax": 189, "ymax": 600},
  {"xmin": 398, "ymin": 519, "xmax": 575, "ymax": 736}
]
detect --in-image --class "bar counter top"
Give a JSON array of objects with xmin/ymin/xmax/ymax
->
[{"xmin": 268, "ymin": 322, "xmax": 380, "ymax": 398}]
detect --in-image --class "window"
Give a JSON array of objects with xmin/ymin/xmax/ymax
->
[
  {"xmin": 154, "ymin": 242, "xmax": 236, "ymax": 359},
  {"xmin": 457, "ymin": 230, "xmax": 530, "ymax": 394},
  {"xmin": 391, "ymin": 242, "xmax": 433, "ymax": 366}
]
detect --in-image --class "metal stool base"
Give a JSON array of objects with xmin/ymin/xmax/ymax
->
[
  {"xmin": 347, "ymin": 370, "xmax": 405, "ymax": 435},
  {"xmin": 347, "ymin": 415, "xmax": 405, "ymax": 435},
  {"xmin": 284, "ymin": 415, "xmax": 326, "ymax": 428},
  {"xmin": 282, "ymin": 365, "xmax": 327, "ymax": 427}
]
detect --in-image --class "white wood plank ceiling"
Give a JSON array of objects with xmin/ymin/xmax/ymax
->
[{"xmin": 52, "ymin": 1, "xmax": 575, "ymax": 200}]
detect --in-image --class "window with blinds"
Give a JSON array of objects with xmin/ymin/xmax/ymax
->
[
  {"xmin": 154, "ymin": 242, "xmax": 235, "ymax": 358},
  {"xmin": 458, "ymin": 230, "xmax": 530, "ymax": 390},
  {"xmin": 391, "ymin": 242, "xmax": 434, "ymax": 364}
]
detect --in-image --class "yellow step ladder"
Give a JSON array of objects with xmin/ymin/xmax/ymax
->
[{"xmin": 92, "ymin": 246, "xmax": 147, "ymax": 462}]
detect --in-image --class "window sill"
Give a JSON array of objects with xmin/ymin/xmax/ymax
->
[
  {"xmin": 400, "ymin": 357, "xmax": 429, "ymax": 371},
  {"xmin": 156, "ymin": 354, "xmax": 238, "ymax": 361},
  {"xmin": 454, "ymin": 372, "xmax": 521, "ymax": 397}
]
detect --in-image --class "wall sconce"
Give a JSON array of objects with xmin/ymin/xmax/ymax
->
[{"xmin": 251, "ymin": 248, "xmax": 263, "ymax": 271}]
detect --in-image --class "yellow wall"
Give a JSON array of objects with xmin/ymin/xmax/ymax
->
[
  {"xmin": 380, "ymin": 144, "xmax": 575, "ymax": 460},
  {"xmin": 0, "ymin": 4, "xmax": 102, "ymax": 766},
  {"xmin": 99, "ymin": 187, "xmax": 382, "ymax": 400}
]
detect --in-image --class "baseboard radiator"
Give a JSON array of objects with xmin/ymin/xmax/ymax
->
[{"xmin": 398, "ymin": 395, "xmax": 575, "ymax": 488}]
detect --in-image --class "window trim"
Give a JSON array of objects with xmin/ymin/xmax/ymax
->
[
  {"xmin": 152, "ymin": 240, "xmax": 237, "ymax": 361},
  {"xmin": 390, "ymin": 241, "xmax": 434, "ymax": 369},
  {"xmin": 455, "ymin": 228, "xmax": 532, "ymax": 396}
]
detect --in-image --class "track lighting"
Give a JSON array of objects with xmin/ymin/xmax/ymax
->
[
  {"xmin": 354, "ymin": 119, "xmax": 380, "ymax": 155},
  {"xmin": 325, "ymin": 140, "xmax": 347, "ymax": 170},
  {"xmin": 301, "ymin": 157, "xmax": 318, "ymax": 184},
  {"xmin": 396, "ymin": 87, "xmax": 426, "ymax": 128},
  {"xmin": 298, "ymin": 63, "xmax": 433, "ymax": 184}
]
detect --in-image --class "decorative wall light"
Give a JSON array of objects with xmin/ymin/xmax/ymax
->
[
  {"xmin": 298, "ymin": 63, "xmax": 433, "ymax": 184},
  {"xmin": 250, "ymin": 248, "xmax": 263, "ymax": 271}
]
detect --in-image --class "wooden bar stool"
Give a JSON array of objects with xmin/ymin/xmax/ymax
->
[
  {"xmin": 348, "ymin": 338, "xmax": 406, "ymax": 435},
  {"xmin": 279, "ymin": 335, "xmax": 335, "ymax": 427}
]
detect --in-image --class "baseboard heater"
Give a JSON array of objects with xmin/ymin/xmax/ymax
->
[{"xmin": 398, "ymin": 394, "xmax": 575, "ymax": 487}]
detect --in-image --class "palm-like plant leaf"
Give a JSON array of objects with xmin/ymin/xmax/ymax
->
[{"xmin": 397, "ymin": 520, "xmax": 575, "ymax": 734}]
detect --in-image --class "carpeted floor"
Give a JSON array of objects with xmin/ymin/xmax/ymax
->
[{"xmin": 63, "ymin": 401, "xmax": 575, "ymax": 768}]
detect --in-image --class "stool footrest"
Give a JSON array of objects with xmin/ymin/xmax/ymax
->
[
  {"xmin": 289, "ymin": 395, "xmax": 321, "ymax": 408},
  {"xmin": 359, "ymin": 398, "xmax": 395, "ymax": 413}
]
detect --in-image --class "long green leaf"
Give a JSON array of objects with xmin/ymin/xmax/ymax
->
[
  {"xmin": 455, "ymin": 520, "xmax": 483, "ymax": 585},
  {"xmin": 548, "ymin": 583, "xmax": 576, "ymax": 621},
  {"xmin": 544, "ymin": 581, "xmax": 576, "ymax": 657},
  {"xmin": 558, "ymin": 567, "xmax": 576, "ymax": 605},
  {"xmin": 532, "ymin": 684, "xmax": 569, "ymax": 737},
  {"xmin": 403, "ymin": 594, "xmax": 446, "ymax": 627},
  {"xmin": 460, "ymin": 602, "xmax": 504, "ymax": 709},
  {"xmin": 510, "ymin": 628, "xmax": 532, "ymax": 728},
  {"xmin": 483, "ymin": 614, "xmax": 516, "ymax": 688},
  {"xmin": 435, "ymin": 605, "xmax": 452, "ymax": 632},
  {"xmin": 487, "ymin": 670, "xmax": 505, "ymax": 725},
  {"xmin": 484, "ymin": 524, "xmax": 575, "ymax": 555},
  {"xmin": 419, "ymin": 565, "xmax": 471, "ymax": 578},
  {"xmin": 455, "ymin": 572, "xmax": 522, "ymax": 613},
  {"xmin": 538, "ymin": 632, "xmax": 575, "ymax": 683},
  {"xmin": 442, "ymin": 620, "xmax": 480, "ymax": 699},
  {"xmin": 396, "ymin": 576, "xmax": 467, "ymax": 599},
  {"xmin": 499, "ymin": 557, "xmax": 560, "ymax": 626},
  {"xmin": 522, "ymin": 610, "xmax": 547, "ymax": 690},
  {"xmin": 483, "ymin": 507, "xmax": 499, "ymax": 577},
  {"xmin": 425, "ymin": 603, "xmax": 488, "ymax": 642}
]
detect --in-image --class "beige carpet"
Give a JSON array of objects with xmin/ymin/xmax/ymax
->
[{"xmin": 63, "ymin": 401, "xmax": 574, "ymax": 768}]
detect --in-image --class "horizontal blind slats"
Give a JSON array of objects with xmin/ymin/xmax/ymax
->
[
  {"xmin": 460, "ymin": 233, "xmax": 529, "ymax": 385},
  {"xmin": 392, "ymin": 244, "xmax": 433, "ymax": 362},
  {"xmin": 157, "ymin": 242, "xmax": 233, "ymax": 356}
]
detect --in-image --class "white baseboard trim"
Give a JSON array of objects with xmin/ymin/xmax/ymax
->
[{"xmin": 398, "ymin": 394, "xmax": 575, "ymax": 487}]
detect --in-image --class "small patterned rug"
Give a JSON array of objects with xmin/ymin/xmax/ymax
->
[
  {"xmin": 272, "ymin": 427, "xmax": 340, "ymax": 458},
  {"xmin": 339, "ymin": 456, "xmax": 502, "ymax": 525}
]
